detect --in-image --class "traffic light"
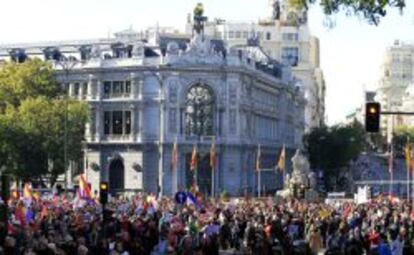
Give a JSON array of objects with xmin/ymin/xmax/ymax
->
[
  {"xmin": 99, "ymin": 181, "xmax": 108, "ymax": 205},
  {"xmin": 365, "ymin": 102, "xmax": 381, "ymax": 133}
]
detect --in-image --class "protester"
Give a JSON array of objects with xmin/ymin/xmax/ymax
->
[{"xmin": 0, "ymin": 190, "xmax": 414, "ymax": 255}]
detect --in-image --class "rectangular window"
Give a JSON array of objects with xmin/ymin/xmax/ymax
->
[
  {"xmin": 113, "ymin": 81, "xmax": 123, "ymax": 95},
  {"xmin": 104, "ymin": 81, "xmax": 111, "ymax": 95},
  {"xmin": 104, "ymin": 111, "xmax": 111, "ymax": 135},
  {"xmin": 235, "ymin": 31, "xmax": 241, "ymax": 39},
  {"xmin": 74, "ymin": 83, "xmax": 80, "ymax": 96},
  {"xmin": 82, "ymin": 83, "xmax": 87, "ymax": 96},
  {"xmin": 283, "ymin": 33, "xmax": 299, "ymax": 41},
  {"xmin": 112, "ymin": 111, "xmax": 123, "ymax": 135},
  {"xmin": 266, "ymin": 32, "xmax": 271, "ymax": 40},
  {"xmin": 281, "ymin": 47, "xmax": 299, "ymax": 66},
  {"xmin": 125, "ymin": 111, "xmax": 131, "ymax": 134},
  {"xmin": 228, "ymin": 31, "xmax": 234, "ymax": 39},
  {"xmin": 125, "ymin": 81, "xmax": 131, "ymax": 94},
  {"xmin": 243, "ymin": 31, "xmax": 249, "ymax": 38}
]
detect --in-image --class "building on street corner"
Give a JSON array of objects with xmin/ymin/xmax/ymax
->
[{"xmin": 0, "ymin": 4, "xmax": 305, "ymax": 196}]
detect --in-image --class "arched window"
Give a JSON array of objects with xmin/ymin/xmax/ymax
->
[{"xmin": 185, "ymin": 84, "xmax": 215, "ymax": 136}]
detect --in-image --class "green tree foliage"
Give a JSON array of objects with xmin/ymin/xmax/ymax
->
[
  {"xmin": 303, "ymin": 121, "xmax": 366, "ymax": 190},
  {"xmin": 393, "ymin": 125, "xmax": 414, "ymax": 157},
  {"xmin": 0, "ymin": 60, "xmax": 88, "ymax": 184},
  {"xmin": 0, "ymin": 59, "xmax": 60, "ymax": 109},
  {"xmin": 290, "ymin": 0, "xmax": 405, "ymax": 25}
]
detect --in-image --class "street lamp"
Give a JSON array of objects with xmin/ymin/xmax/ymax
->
[{"xmin": 54, "ymin": 57, "xmax": 79, "ymax": 189}]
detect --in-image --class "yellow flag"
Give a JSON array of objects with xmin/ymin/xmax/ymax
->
[
  {"xmin": 256, "ymin": 144, "xmax": 261, "ymax": 172},
  {"xmin": 277, "ymin": 144, "xmax": 286, "ymax": 172}
]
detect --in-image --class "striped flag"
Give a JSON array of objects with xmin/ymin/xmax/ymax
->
[
  {"xmin": 256, "ymin": 144, "xmax": 261, "ymax": 172},
  {"xmin": 190, "ymin": 145, "xmax": 197, "ymax": 171},
  {"xmin": 79, "ymin": 174, "xmax": 92, "ymax": 199},
  {"xmin": 23, "ymin": 183, "xmax": 32, "ymax": 200},
  {"xmin": 277, "ymin": 144, "xmax": 286, "ymax": 172},
  {"xmin": 171, "ymin": 140, "xmax": 178, "ymax": 171},
  {"xmin": 210, "ymin": 139, "xmax": 216, "ymax": 171}
]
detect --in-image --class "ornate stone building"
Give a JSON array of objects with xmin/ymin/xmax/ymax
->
[
  {"xmin": 186, "ymin": 0, "xmax": 326, "ymax": 130},
  {"xmin": 0, "ymin": 7, "xmax": 305, "ymax": 196}
]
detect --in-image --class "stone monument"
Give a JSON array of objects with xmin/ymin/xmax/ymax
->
[{"xmin": 276, "ymin": 149, "xmax": 319, "ymax": 201}]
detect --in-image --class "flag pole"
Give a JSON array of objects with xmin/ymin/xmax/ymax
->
[
  {"xmin": 389, "ymin": 144, "xmax": 393, "ymax": 197},
  {"xmin": 211, "ymin": 167, "xmax": 214, "ymax": 198},
  {"xmin": 407, "ymin": 138, "xmax": 410, "ymax": 201},
  {"xmin": 258, "ymin": 169, "xmax": 261, "ymax": 198}
]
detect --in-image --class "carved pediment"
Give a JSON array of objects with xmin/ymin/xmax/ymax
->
[{"xmin": 165, "ymin": 34, "xmax": 224, "ymax": 66}]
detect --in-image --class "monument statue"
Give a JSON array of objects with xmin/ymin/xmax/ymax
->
[
  {"xmin": 276, "ymin": 149, "xmax": 319, "ymax": 201},
  {"xmin": 90, "ymin": 45, "xmax": 101, "ymax": 59},
  {"xmin": 193, "ymin": 3, "xmax": 207, "ymax": 35},
  {"xmin": 290, "ymin": 149, "xmax": 310, "ymax": 186},
  {"xmin": 132, "ymin": 42, "xmax": 145, "ymax": 58},
  {"xmin": 272, "ymin": 0, "xmax": 281, "ymax": 20}
]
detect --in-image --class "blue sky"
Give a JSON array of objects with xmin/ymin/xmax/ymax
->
[{"xmin": 1, "ymin": 0, "xmax": 413, "ymax": 125}]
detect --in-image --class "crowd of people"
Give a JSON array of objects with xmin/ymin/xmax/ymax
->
[{"xmin": 0, "ymin": 191, "xmax": 413, "ymax": 255}]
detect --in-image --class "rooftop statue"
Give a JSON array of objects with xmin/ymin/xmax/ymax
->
[{"xmin": 193, "ymin": 3, "xmax": 207, "ymax": 35}]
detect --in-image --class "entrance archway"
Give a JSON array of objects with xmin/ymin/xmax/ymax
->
[{"xmin": 108, "ymin": 158, "xmax": 125, "ymax": 193}]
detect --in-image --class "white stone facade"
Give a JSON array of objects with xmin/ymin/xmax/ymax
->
[
  {"xmin": 185, "ymin": 0, "xmax": 325, "ymax": 130},
  {"xmin": 0, "ymin": 7, "xmax": 306, "ymax": 197}
]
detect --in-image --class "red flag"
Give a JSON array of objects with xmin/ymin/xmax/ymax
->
[
  {"xmin": 210, "ymin": 139, "xmax": 216, "ymax": 171},
  {"xmin": 79, "ymin": 174, "xmax": 92, "ymax": 199},
  {"xmin": 171, "ymin": 140, "xmax": 178, "ymax": 171},
  {"xmin": 190, "ymin": 145, "xmax": 197, "ymax": 171}
]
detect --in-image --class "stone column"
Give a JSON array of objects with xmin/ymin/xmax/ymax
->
[
  {"xmin": 87, "ymin": 105, "xmax": 95, "ymax": 142},
  {"xmin": 68, "ymin": 83, "xmax": 75, "ymax": 97},
  {"xmin": 78, "ymin": 82, "xmax": 84, "ymax": 100},
  {"xmin": 139, "ymin": 106, "xmax": 144, "ymax": 140},
  {"xmin": 138, "ymin": 76, "xmax": 144, "ymax": 100},
  {"xmin": 95, "ymin": 105, "xmax": 101, "ymax": 142},
  {"xmin": 130, "ymin": 73, "xmax": 139, "ymax": 99},
  {"xmin": 130, "ymin": 104, "xmax": 136, "ymax": 142},
  {"xmin": 88, "ymin": 74, "xmax": 96, "ymax": 100},
  {"xmin": 96, "ymin": 79, "xmax": 102, "ymax": 100}
]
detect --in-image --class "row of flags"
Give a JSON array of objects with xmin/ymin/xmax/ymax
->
[
  {"xmin": 171, "ymin": 139, "xmax": 286, "ymax": 173},
  {"xmin": 171, "ymin": 139, "xmax": 218, "ymax": 172},
  {"xmin": 387, "ymin": 139, "xmax": 414, "ymax": 174},
  {"xmin": 256, "ymin": 144, "xmax": 286, "ymax": 172}
]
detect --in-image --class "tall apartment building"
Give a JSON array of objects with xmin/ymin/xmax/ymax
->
[{"xmin": 376, "ymin": 40, "xmax": 414, "ymax": 138}]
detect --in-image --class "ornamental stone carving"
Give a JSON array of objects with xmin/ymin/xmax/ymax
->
[
  {"xmin": 166, "ymin": 42, "xmax": 180, "ymax": 56},
  {"xmin": 290, "ymin": 149, "xmax": 310, "ymax": 186},
  {"xmin": 90, "ymin": 45, "xmax": 101, "ymax": 59},
  {"xmin": 132, "ymin": 42, "xmax": 145, "ymax": 58},
  {"xmin": 165, "ymin": 34, "xmax": 224, "ymax": 66}
]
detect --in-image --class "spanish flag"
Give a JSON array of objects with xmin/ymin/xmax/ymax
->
[
  {"xmin": 79, "ymin": 174, "xmax": 92, "ymax": 199},
  {"xmin": 405, "ymin": 141, "xmax": 411, "ymax": 172},
  {"xmin": 256, "ymin": 144, "xmax": 261, "ymax": 172},
  {"xmin": 277, "ymin": 144, "xmax": 286, "ymax": 172},
  {"xmin": 190, "ymin": 145, "xmax": 197, "ymax": 171},
  {"xmin": 23, "ymin": 183, "xmax": 32, "ymax": 200},
  {"xmin": 210, "ymin": 139, "xmax": 216, "ymax": 171},
  {"xmin": 171, "ymin": 140, "xmax": 178, "ymax": 172}
]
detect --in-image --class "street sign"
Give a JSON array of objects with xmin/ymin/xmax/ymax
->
[{"xmin": 175, "ymin": 191, "xmax": 187, "ymax": 205}]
